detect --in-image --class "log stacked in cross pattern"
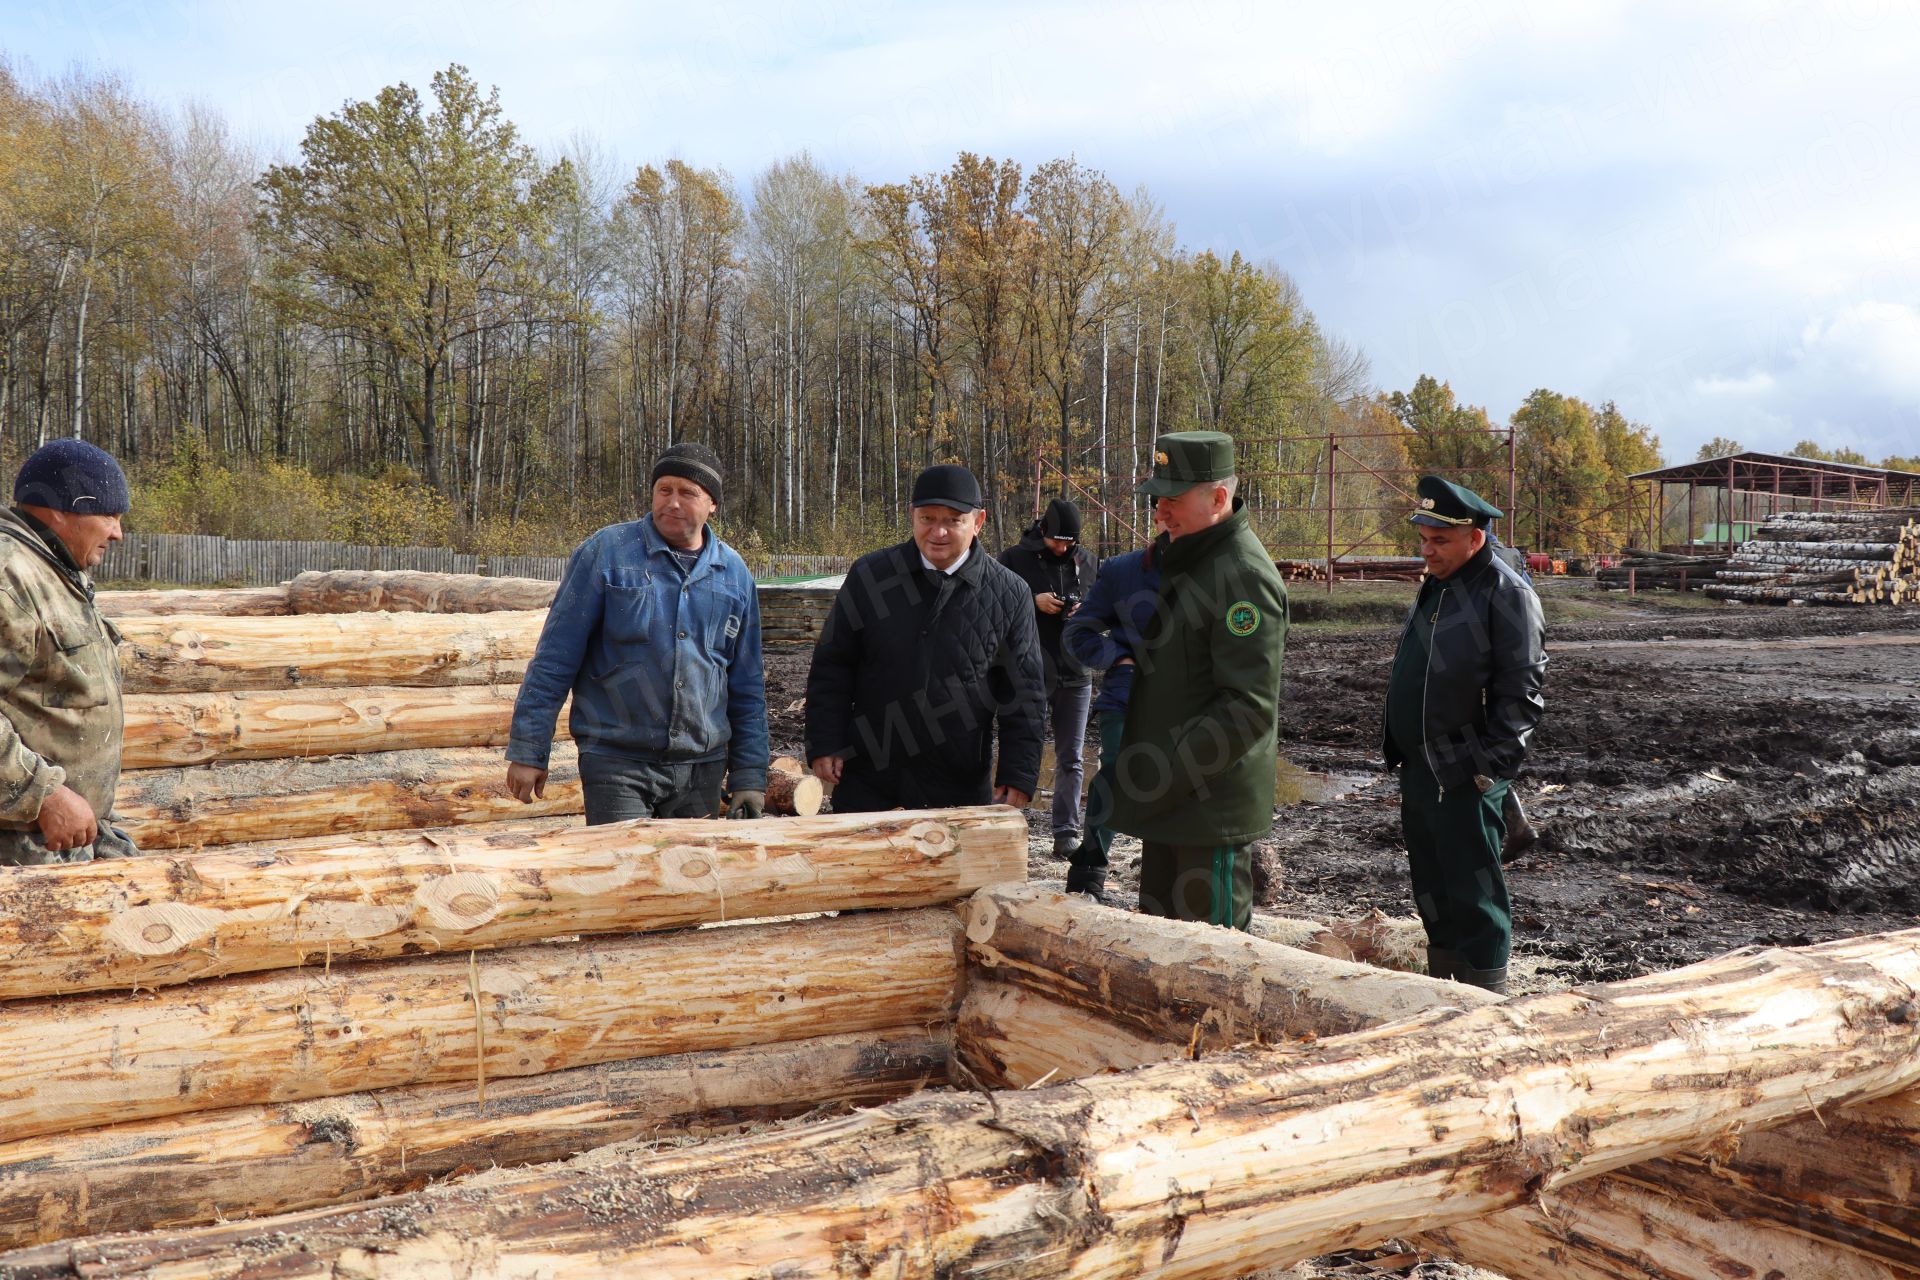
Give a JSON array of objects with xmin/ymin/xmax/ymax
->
[
  {"xmin": 1704, "ymin": 506, "xmax": 1920, "ymax": 605},
  {"xmin": 1594, "ymin": 548, "xmax": 1731, "ymax": 592}
]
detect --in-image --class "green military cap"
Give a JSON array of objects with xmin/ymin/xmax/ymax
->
[
  {"xmin": 1136, "ymin": 430, "xmax": 1236, "ymax": 498},
  {"xmin": 1408, "ymin": 474, "xmax": 1503, "ymax": 528}
]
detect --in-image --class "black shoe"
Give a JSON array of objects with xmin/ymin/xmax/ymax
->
[
  {"xmin": 1501, "ymin": 826, "xmax": 1539, "ymax": 866},
  {"xmin": 1426, "ymin": 947, "xmax": 1461, "ymax": 982},
  {"xmin": 1458, "ymin": 964, "xmax": 1509, "ymax": 996},
  {"xmin": 1064, "ymin": 869, "xmax": 1107, "ymax": 905},
  {"xmin": 1501, "ymin": 793, "xmax": 1540, "ymax": 866}
]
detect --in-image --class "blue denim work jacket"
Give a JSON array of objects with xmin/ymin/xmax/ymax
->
[{"xmin": 507, "ymin": 517, "xmax": 768, "ymax": 791}]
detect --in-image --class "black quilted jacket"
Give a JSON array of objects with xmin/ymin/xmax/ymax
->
[{"xmin": 805, "ymin": 540, "xmax": 1046, "ymax": 805}]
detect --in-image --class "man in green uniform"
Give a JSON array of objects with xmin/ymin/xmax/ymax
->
[
  {"xmin": 1384, "ymin": 476, "xmax": 1546, "ymax": 993},
  {"xmin": 0, "ymin": 440, "xmax": 140, "ymax": 865},
  {"xmin": 1110, "ymin": 431, "xmax": 1287, "ymax": 930}
]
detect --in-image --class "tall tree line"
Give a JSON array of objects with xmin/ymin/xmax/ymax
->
[{"xmin": 2, "ymin": 60, "xmax": 1669, "ymax": 556}]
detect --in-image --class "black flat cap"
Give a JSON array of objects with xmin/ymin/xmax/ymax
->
[{"xmin": 911, "ymin": 464, "xmax": 983, "ymax": 512}]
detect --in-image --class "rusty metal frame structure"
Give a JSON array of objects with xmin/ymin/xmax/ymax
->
[
  {"xmin": 1630, "ymin": 452, "xmax": 1920, "ymax": 554},
  {"xmin": 1031, "ymin": 427, "xmax": 1520, "ymax": 595},
  {"xmin": 1233, "ymin": 427, "xmax": 1518, "ymax": 594}
]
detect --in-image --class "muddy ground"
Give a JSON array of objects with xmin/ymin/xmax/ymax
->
[{"xmin": 768, "ymin": 581, "xmax": 1920, "ymax": 986}]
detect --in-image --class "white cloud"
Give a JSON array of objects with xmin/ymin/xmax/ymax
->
[
  {"xmin": 1694, "ymin": 372, "xmax": 1776, "ymax": 395},
  {"xmin": 1798, "ymin": 302, "xmax": 1920, "ymax": 398}
]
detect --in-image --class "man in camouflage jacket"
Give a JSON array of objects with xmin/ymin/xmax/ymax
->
[{"xmin": 0, "ymin": 440, "xmax": 139, "ymax": 865}]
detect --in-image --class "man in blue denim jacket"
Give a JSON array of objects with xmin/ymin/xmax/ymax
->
[{"xmin": 506, "ymin": 443, "xmax": 769, "ymax": 822}]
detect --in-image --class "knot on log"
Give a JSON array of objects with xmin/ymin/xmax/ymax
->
[
  {"xmin": 415, "ymin": 873, "xmax": 503, "ymax": 931},
  {"xmin": 103, "ymin": 903, "xmax": 226, "ymax": 957},
  {"xmin": 906, "ymin": 821, "xmax": 955, "ymax": 859}
]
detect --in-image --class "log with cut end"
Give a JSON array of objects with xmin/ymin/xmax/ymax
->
[
  {"xmin": 120, "ymin": 684, "xmax": 567, "ymax": 769},
  {"xmin": 965, "ymin": 884, "xmax": 1482, "ymax": 1051},
  {"xmin": 114, "ymin": 610, "xmax": 547, "ymax": 693},
  {"xmin": 1249, "ymin": 910, "xmax": 1432, "ymax": 971},
  {"xmin": 0, "ymin": 1027, "xmax": 945, "ymax": 1252},
  {"xmin": 763, "ymin": 763, "xmax": 823, "ymax": 816},
  {"xmin": 955, "ymin": 978, "xmax": 1178, "ymax": 1089},
  {"xmin": 0, "ymin": 907, "xmax": 962, "ymax": 1147},
  {"xmin": 0, "ymin": 806, "xmax": 1023, "ymax": 1000},
  {"xmin": 115, "ymin": 743, "xmax": 584, "ymax": 849},
  {"xmin": 95, "ymin": 585, "xmax": 292, "ymax": 618},
  {"xmin": 286, "ymin": 569, "xmax": 559, "ymax": 615},
  {"xmin": 17, "ymin": 926, "xmax": 1920, "ymax": 1276}
]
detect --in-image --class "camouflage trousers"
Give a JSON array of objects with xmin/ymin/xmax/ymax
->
[{"xmin": 0, "ymin": 822, "xmax": 139, "ymax": 866}]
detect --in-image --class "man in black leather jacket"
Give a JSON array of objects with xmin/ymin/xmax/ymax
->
[{"xmin": 1383, "ymin": 476, "xmax": 1546, "ymax": 994}]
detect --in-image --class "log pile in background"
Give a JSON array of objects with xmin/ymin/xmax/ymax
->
[
  {"xmin": 1594, "ymin": 548, "xmax": 1732, "ymax": 592},
  {"xmin": 100, "ymin": 568, "xmax": 845, "ymax": 645},
  {"xmin": 285, "ymin": 568, "xmax": 558, "ymax": 614},
  {"xmin": 757, "ymin": 582, "xmax": 838, "ymax": 645},
  {"xmin": 1704, "ymin": 506, "xmax": 1920, "ymax": 606},
  {"xmin": 1276, "ymin": 557, "xmax": 1427, "ymax": 583}
]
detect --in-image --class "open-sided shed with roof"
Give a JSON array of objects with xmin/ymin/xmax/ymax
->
[{"xmin": 1631, "ymin": 451, "xmax": 1920, "ymax": 552}]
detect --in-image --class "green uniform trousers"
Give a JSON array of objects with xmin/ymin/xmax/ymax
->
[
  {"xmin": 1139, "ymin": 840, "xmax": 1253, "ymax": 930},
  {"xmin": 1399, "ymin": 760, "xmax": 1511, "ymax": 970}
]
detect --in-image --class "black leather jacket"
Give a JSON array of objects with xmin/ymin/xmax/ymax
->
[{"xmin": 1382, "ymin": 541, "xmax": 1547, "ymax": 790}]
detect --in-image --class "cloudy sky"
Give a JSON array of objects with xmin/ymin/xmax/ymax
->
[{"xmin": 7, "ymin": 0, "xmax": 1917, "ymax": 462}]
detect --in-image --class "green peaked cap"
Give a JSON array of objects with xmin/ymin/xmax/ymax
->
[
  {"xmin": 1137, "ymin": 430, "xmax": 1235, "ymax": 498},
  {"xmin": 1408, "ymin": 475, "xmax": 1503, "ymax": 528}
]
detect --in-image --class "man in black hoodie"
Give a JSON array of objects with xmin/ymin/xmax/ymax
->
[
  {"xmin": 999, "ymin": 499, "xmax": 1099, "ymax": 855},
  {"xmin": 805, "ymin": 464, "xmax": 1045, "ymax": 814}
]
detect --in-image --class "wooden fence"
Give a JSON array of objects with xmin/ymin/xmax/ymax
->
[{"xmin": 97, "ymin": 534, "xmax": 846, "ymax": 587}]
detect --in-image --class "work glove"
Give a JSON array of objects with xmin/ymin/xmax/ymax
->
[{"xmin": 726, "ymin": 789, "xmax": 765, "ymax": 820}]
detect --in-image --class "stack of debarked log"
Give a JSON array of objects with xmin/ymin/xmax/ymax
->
[
  {"xmin": 1704, "ymin": 505, "xmax": 1920, "ymax": 605},
  {"xmin": 103, "ymin": 569, "xmax": 823, "ymax": 850},
  {"xmin": 1593, "ymin": 548, "xmax": 1733, "ymax": 591},
  {"xmin": 8, "ymin": 880, "xmax": 1920, "ymax": 1279},
  {"xmin": 0, "ymin": 804, "xmax": 1027, "ymax": 1252}
]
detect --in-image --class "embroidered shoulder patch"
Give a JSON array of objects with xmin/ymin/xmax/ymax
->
[{"xmin": 1226, "ymin": 601, "xmax": 1260, "ymax": 637}]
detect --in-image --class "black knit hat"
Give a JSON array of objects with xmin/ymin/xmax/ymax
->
[
  {"xmin": 1041, "ymin": 498, "xmax": 1081, "ymax": 541},
  {"xmin": 650, "ymin": 442, "xmax": 724, "ymax": 503},
  {"xmin": 14, "ymin": 440, "xmax": 131, "ymax": 516}
]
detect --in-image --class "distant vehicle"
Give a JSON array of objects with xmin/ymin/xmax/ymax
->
[{"xmin": 1526, "ymin": 552, "xmax": 1557, "ymax": 575}]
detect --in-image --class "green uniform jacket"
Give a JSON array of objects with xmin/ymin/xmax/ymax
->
[
  {"xmin": 0, "ymin": 507, "xmax": 132, "ymax": 864},
  {"xmin": 1110, "ymin": 501, "xmax": 1288, "ymax": 846}
]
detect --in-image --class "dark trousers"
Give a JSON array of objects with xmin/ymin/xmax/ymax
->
[
  {"xmin": 1047, "ymin": 682, "xmax": 1093, "ymax": 838},
  {"xmin": 1399, "ymin": 761, "xmax": 1512, "ymax": 969},
  {"xmin": 828, "ymin": 764, "xmax": 991, "ymax": 814},
  {"xmin": 1066, "ymin": 708, "xmax": 1125, "ymax": 892},
  {"xmin": 579, "ymin": 753, "xmax": 725, "ymax": 824},
  {"xmin": 1139, "ymin": 840, "xmax": 1253, "ymax": 930}
]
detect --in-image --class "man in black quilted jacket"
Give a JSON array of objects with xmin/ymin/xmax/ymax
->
[{"xmin": 805, "ymin": 464, "xmax": 1046, "ymax": 813}]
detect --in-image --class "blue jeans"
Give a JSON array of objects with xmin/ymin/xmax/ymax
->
[
  {"xmin": 578, "ymin": 753, "xmax": 726, "ymax": 824},
  {"xmin": 1048, "ymin": 682, "xmax": 1093, "ymax": 839},
  {"xmin": 1066, "ymin": 707, "xmax": 1125, "ymax": 893}
]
